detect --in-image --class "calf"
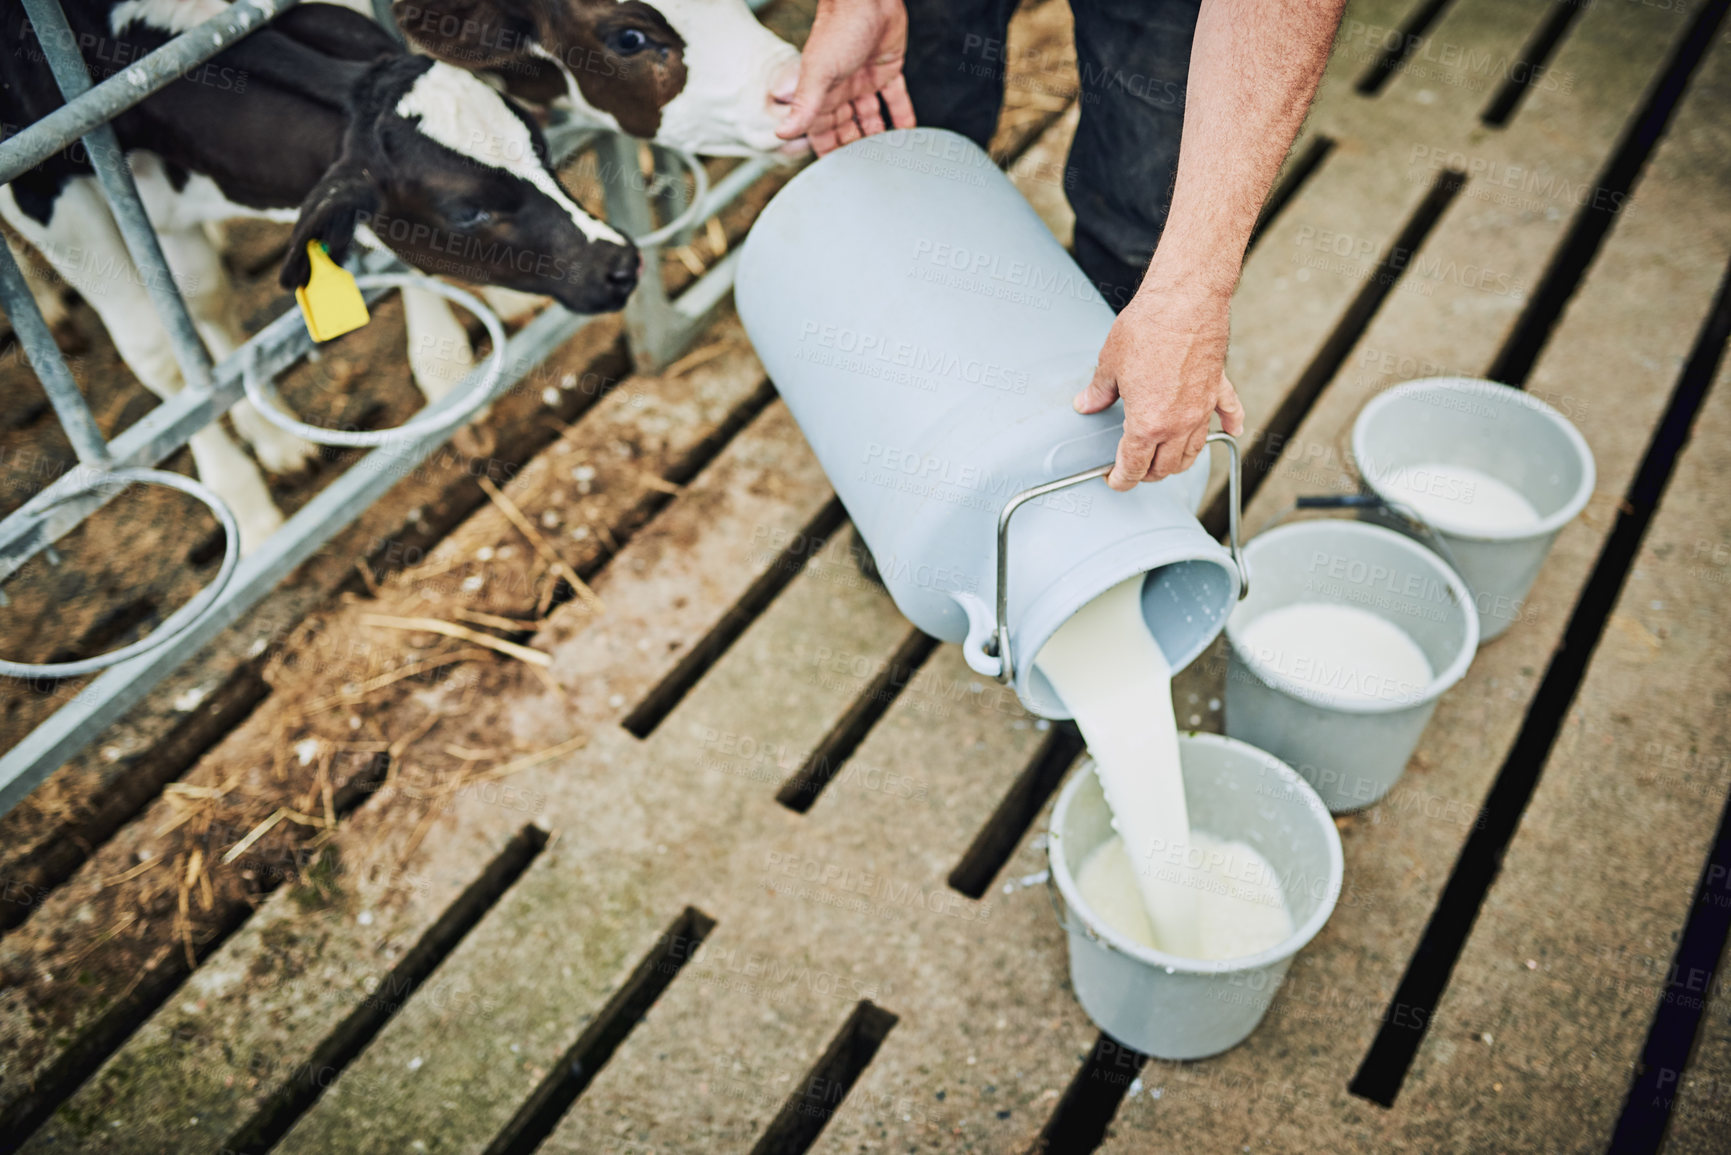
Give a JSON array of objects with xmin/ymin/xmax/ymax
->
[
  {"xmin": 392, "ymin": 0, "xmax": 806, "ymax": 157},
  {"xmin": 1, "ymin": 0, "xmax": 639, "ymax": 553},
  {"xmin": 381, "ymin": 0, "xmax": 807, "ymax": 413}
]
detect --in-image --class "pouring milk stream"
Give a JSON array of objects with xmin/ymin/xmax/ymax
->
[{"xmin": 1037, "ymin": 575, "xmax": 1292, "ymax": 961}]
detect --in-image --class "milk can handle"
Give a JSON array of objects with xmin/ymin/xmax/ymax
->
[{"xmin": 988, "ymin": 431, "xmax": 1250, "ymax": 685}]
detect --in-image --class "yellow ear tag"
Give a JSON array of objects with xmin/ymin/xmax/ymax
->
[{"xmin": 295, "ymin": 241, "xmax": 369, "ymax": 342}]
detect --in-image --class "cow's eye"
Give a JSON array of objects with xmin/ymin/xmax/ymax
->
[
  {"xmin": 608, "ymin": 27, "xmax": 649, "ymax": 55},
  {"xmin": 451, "ymin": 208, "xmax": 494, "ymax": 230}
]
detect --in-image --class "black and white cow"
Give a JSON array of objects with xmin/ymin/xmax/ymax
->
[
  {"xmin": 1, "ymin": 0, "xmax": 639, "ymax": 552},
  {"xmin": 391, "ymin": 0, "xmax": 806, "ymax": 157}
]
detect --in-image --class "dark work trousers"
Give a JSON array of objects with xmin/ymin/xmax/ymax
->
[{"xmin": 902, "ymin": 0, "xmax": 1203, "ymax": 312}]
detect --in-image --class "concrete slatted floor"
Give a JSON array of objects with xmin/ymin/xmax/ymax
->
[{"xmin": 4, "ymin": 0, "xmax": 1731, "ymax": 1151}]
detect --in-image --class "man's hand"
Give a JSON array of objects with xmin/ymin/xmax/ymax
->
[
  {"xmin": 776, "ymin": 0, "xmax": 915, "ymax": 156},
  {"xmin": 1075, "ymin": 282, "xmax": 1245, "ymax": 491},
  {"xmin": 1075, "ymin": 0, "xmax": 1342, "ymax": 490}
]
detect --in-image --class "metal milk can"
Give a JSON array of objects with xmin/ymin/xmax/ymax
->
[{"xmin": 736, "ymin": 128, "xmax": 1247, "ymax": 717}]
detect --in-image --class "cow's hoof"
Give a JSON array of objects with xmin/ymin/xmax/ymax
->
[
  {"xmin": 248, "ymin": 425, "xmax": 321, "ymax": 476},
  {"xmin": 229, "ymin": 400, "xmax": 320, "ymax": 475}
]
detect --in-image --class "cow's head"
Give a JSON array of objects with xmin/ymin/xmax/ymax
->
[
  {"xmin": 280, "ymin": 55, "xmax": 639, "ymax": 314},
  {"xmin": 392, "ymin": 0, "xmax": 804, "ymax": 157}
]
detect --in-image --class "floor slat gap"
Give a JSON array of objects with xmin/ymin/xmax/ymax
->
[
  {"xmin": 482, "ymin": 905, "xmax": 719, "ymax": 1155},
  {"xmin": 0, "ymin": 670, "xmax": 271, "ymax": 936},
  {"xmin": 0, "ymin": 330, "xmax": 633, "ymax": 947},
  {"xmin": 44, "ymin": 594, "xmax": 159, "ymax": 667},
  {"xmin": 1207, "ymin": 166, "xmax": 1466, "ymax": 535},
  {"xmin": 0, "ymin": 747, "xmax": 392, "ymax": 1145},
  {"xmin": 948, "ymin": 721, "xmax": 1086, "ymax": 900},
  {"xmin": 1480, "ymin": 0, "xmax": 1587, "ymax": 127},
  {"xmin": 622, "ymin": 495, "xmax": 848, "ymax": 740},
  {"xmin": 535, "ymin": 377, "xmax": 782, "ymax": 632},
  {"xmin": 1029, "ymin": 1032, "xmax": 1149, "ymax": 1154},
  {"xmin": 658, "ymin": 376, "xmax": 782, "ymax": 492},
  {"xmin": 1354, "ymin": 0, "xmax": 1458, "ymax": 95},
  {"xmin": 224, "ymin": 825, "xmax": 549, "ymax": 1155},
  {"xmin": 1602, "ymin": 254, "xmax": 1731, "ymax": 1153},
  {"xmin": 748, "ymin": 999, "xmax": 899, "ymax": 1155},
  {"xmin": 1487, "ymin": 0, "xmax": 1731, "ymax": 386},
  {"xmin": 1609, "ymin": 784, "xmax": 1731, "ymax": 1154},
  {"xmin": 777, "ymin": 628, "xmax": 940, "ymax": 813},
  {"xmin": 1247, "ymin": 136, "xmax": 1337, "ymax": 256}
]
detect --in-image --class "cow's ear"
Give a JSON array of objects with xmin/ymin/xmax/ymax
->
[
  {"xmin": 391, "ymin": 0, "xmax": 532, "ymax": 69},
  {"xmin": 280, "ymin": 164, "xmax": 379, "ymax": 290}
]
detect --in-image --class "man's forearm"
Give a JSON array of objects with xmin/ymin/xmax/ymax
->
[{"xmin": 1145, "ymin": 0, "xmax": 1347, "ymax": 297}]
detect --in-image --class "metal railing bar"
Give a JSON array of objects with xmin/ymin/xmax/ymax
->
[
  {"xmin": 542, "ymin": 122, "xmax": 602, "ymax": 162},
  {"xmin": 600, "ymin": 132, "xmax": 659, "ymax": 237},
  {"xmin": 0, "ymin": 96, "xmax": 781, "ymax": 565},
  {"xmin": 653, "ymin": 145, "xmax": 694, "ymax": 248},
  {"xmin": 0, "ymin": 249, "xmax": 403, "ymax": 578},
  {"xmin": 623, "ymin": 150, "xmax": 781, "ymax": 369},
  {"xmin": 0, "ymin": 297, "xmax": 595, "ymax": 816},
  {"xmin": 697, "ymin": 153, "xmax": 781, "ymax": 223},
  {"xmin": 20, "ymin": 0, "xmax": 217, "ymax": 390},
  {"xmin": 0, "ymin": 0, "xmax": 300, "ymax": 186},
  {"xmin": 0, "ymin": 239, "xmax": 109, "ymax": 465},
  {"xmin": 672, "ymin": 247, "xmax": 743, "ymax": 322}
]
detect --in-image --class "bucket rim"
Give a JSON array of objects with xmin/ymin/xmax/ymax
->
[
  {"xmin": 1223, "ymin": 520, "xmax": 1479, "ymax": 715},
  {"xmin": 1046, "ymin": 734, "xmax": 1344, "ymax": 976},
  {"xmin": 1351, "ymin": 376, "xmax": 1596, "ymax": 543}
]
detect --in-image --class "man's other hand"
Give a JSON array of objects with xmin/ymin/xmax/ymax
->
[{"xmin": 776, "ymin": 0, "xmax": 916, "ymax": 156}]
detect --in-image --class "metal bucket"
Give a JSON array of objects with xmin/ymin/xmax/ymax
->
[
  {"xmin": 1223, "ymin": 521, "xmax": 1478, "ymax": 812},
  {"xmin": 1351, "ymin": 377, "xmax": 1595, "ymax": 642},
  {"xmin": 734, "ymin": 128, "xmax": 1246, "ymax": 718},
  {"xmin": 1047, "ymin": 734, "xmax": 1342, "ymax": 1060}
]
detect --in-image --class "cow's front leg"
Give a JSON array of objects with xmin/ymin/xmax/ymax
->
[
  {"xmin": 477, "ymin": 286, "xmax": 548, "ymax": 327},
  {"xmin": 157, "ymin": 224, "xmax": 319, "ymax": 477},
  {"xmin": 401, "ymin": 285, "xmax": 479, "ymax": 406},
  {"xmin": 401, "ymin": 284, "xmax": 507, "ymax": 456}
]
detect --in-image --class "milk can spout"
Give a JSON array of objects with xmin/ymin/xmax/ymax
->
[{"xmin": 976, "ymin": 433, "xmax": 1251, "ymax": 686}]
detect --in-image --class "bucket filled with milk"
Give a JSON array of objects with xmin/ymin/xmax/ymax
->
[
  {"xmin": 1224, "ymin": 521, "xmax": 1478, "ymax": 811},
  {"xmin": 735, "ymin": 129, "xmax": 1246, "ymax": 717},
  {"xmin": 1048, "ymin": 735, "xmax": 1342, "ymax": 1060},
  {"xmin": 1351, "ymin": 377, "xmax": 1595, "ymax": 642},
  {"xmin": 1035, "ymin": 574, "xmax": 1340, "ymax": 1058}
]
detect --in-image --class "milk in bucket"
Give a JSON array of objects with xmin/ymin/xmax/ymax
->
[
  {"xmin": 1037, "ymin": 575, "xmax": 1293, "ymax": 960},
  {"xmin": 1235, "ymin": 602, "xmax": 1434, "ymax": 707},
  {"xmin": 1075, "ymin": 830, "xmax": 1293, "ymax": 958},
  {"xmin": 1375, "ymin": 462, "xmax": 1541, "ymax": 535}
]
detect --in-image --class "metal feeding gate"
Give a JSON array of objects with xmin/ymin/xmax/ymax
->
[{"xmin": 0, "ymin": 0, "xmax": 782, "ymax": 814}]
